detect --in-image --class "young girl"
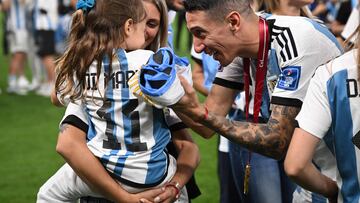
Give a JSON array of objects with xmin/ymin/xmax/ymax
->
[{"xmin": 37, "ymin": 0, "xmax": 196, "ymax": 202}]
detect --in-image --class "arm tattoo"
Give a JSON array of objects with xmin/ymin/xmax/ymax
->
[
  {"xmin": 59, "ymin": 124, "xmax": 69, "ymax": 134},
  {"xmin": 201, "ymin": 105, "xmax": 300, "ymax": 160}
]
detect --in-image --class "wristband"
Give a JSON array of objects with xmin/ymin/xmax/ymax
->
[
  {"xmin": 203, "ymin": 105, "xmax": 209, "ymax": 120},
  {"xmin": 165, "ymin": 181, "xmax": 181, "ymax": 199}
]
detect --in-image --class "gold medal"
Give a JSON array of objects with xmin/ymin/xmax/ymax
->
[{"xmin": 243, "ymin": 163, "xmax": 251, "ymax": 195}]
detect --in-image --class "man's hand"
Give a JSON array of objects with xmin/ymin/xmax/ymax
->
[{"xmin": 171, "ymin": 76, "xmax": 204, "ymax": 121}]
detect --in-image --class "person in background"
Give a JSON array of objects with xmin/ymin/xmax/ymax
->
[
  {"xmin": 0, "ymin": 0, "xmax": 7, "ymax": 94},
  {"xmin": 55, "ymin": 0, "xmax": 77, "ymax": 54},
  {"xmin": 33, "ymin": 0, "xmax": 58, "ymax": 96},
  {"xmin": 311, "ymin": 0, "xmax": 339, "ymax": 23},
  {"xmin": 329, "ymin": 0, "xmax": 353, "ymax": 37},
  {"xmin": 262, "ymin": 0, "xmax": 314, "ymax": 16},
  {"xmin": 340, "ymin": 0, "xmax": 359, "ymax": 46},
  {"xmin": 3, "ymin": 0, "xmax": 31, "ymax": 95},
  {"xmin": 165, "ymin": 0, "xmax": 184, "ymax": 49}
]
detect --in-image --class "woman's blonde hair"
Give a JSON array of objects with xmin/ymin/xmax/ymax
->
[
  {"xmin": 144, "ymin": 0, "xmax": 169, "ymax": 52},
  {"xmin": 263, "ymin": 0, "xmax": 313, "ymax": 18},
  {"xmin": 55, "ymin": 0, "xmax": 146, "ymax": 102}
]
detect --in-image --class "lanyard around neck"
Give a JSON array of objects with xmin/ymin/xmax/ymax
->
[{"xmin": 243, "ymin": 17, "xmax": 270, "ymax": 123}]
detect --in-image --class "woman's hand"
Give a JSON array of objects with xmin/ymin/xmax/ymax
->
[
  {"xmin": 139, "ymin": 186, "xmax": 179, "ymax": 203},
  {"xmin": 129, "ymin": 187, "xmax": 163, "ymax": 203}
]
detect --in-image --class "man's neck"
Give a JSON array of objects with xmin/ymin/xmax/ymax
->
[{"xmin": 238, "ymin": 14, "xmax": 261, "ymax": 59}]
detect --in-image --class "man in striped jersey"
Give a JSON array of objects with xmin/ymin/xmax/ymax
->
[{"xmin": 171, "ymin": 1, "xmax": 343, "ymax": 201}]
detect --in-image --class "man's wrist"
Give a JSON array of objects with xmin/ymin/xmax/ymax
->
[
  {"xmin": 192, "ymin": 105, "xmax": 207, "ymax": 122},
  {"xmin": 203, "ymin": 105, "xmax": 209, "ymax": 120}
]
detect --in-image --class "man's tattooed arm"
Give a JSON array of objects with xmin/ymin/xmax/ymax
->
[{"xmin": 200, "ymin": 104, "xmax": 300, "ymax": 160}]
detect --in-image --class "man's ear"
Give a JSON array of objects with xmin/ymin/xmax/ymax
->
[
  {"xmin": 226, "ymin": 11, "xmax": 241, "ymax": 32},
  {"xmin": 124, "ymin": 18, "xmax": 134, "ymax": 37}
]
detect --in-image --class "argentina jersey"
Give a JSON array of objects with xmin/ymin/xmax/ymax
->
[
  {"xmin": 33, "ymin": 0, "xmax": 58, "ymax": 30},
  {"xmin": 7, "ymin": 0, "xmax": 27, "ymax": 31},
  {"xmin": 83, "ymin": 49, "xmax": 172, "ymax": 187},
  {"xmin": 214, "ymin": 15, "xmax": 343, "ymax": 120},
  {"xmin": 265, "ymin": 14, "xmax": 343, "ymax": 109},
  {"xmin": 297, "ymin": 49, "xmax": 360, "ymax": 203}
]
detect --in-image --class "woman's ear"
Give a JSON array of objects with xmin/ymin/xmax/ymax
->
[{"xmin": 124, "ymin": 18, "xmax": 134, "ymax": 37}]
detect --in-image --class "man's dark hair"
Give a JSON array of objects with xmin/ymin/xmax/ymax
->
[
  {"xmin": 184, "ymin": 0, "xmax": 215, "ymax": 11},
  {"xmin": 184, "ymin": 0, "xmax": 251, "ymax": 21}
]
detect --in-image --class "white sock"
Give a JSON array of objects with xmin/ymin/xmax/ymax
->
[{"xmin": 8, "ymin": 75, "xmax": 17, "ymax": 86}]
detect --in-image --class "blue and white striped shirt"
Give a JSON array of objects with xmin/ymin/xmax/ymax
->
[{"xmin": 297, "ymin": 49, "xmax": 360, "ymax": 203}]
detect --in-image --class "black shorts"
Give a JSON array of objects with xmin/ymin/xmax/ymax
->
[{"xmin": 35, "ymin": 30, "xmax": 55, "ymax": 57}]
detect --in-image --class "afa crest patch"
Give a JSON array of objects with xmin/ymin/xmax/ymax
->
[{"xmin": 277, "ymin": 66, "xmax": 301, "ymax": 91}]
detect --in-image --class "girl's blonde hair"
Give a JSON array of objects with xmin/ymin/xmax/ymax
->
[
  {"xmin": 144, "ymin": 0, "xmax": 169, "ymax": 52},
  {"xmin": 55, "ymin": 0, "xmax": 146, "ymax": 102}
]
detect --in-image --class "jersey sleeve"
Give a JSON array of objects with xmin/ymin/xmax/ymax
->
[
  {"xmin": 271, "ymin": 19, "xmax": 342, "ymax": 107},
  {"xmin": 296, "ymin": 65, "xmax": 332, "ymax": 139},
  {"xmin": 213, "ymin": 57, "xmax": 244, "ymax": 90},
  {"xmin": 164, "ymin": 108, "xmax": 187, "ymax": 132},
  {"xmin": 59, "ymin": 101, "xmax": 89, "ymax": 133}
]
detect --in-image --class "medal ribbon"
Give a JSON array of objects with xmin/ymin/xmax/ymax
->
[{"xmin": 242, "ymin": 17, "xmax": 270, "ymax": 195}]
